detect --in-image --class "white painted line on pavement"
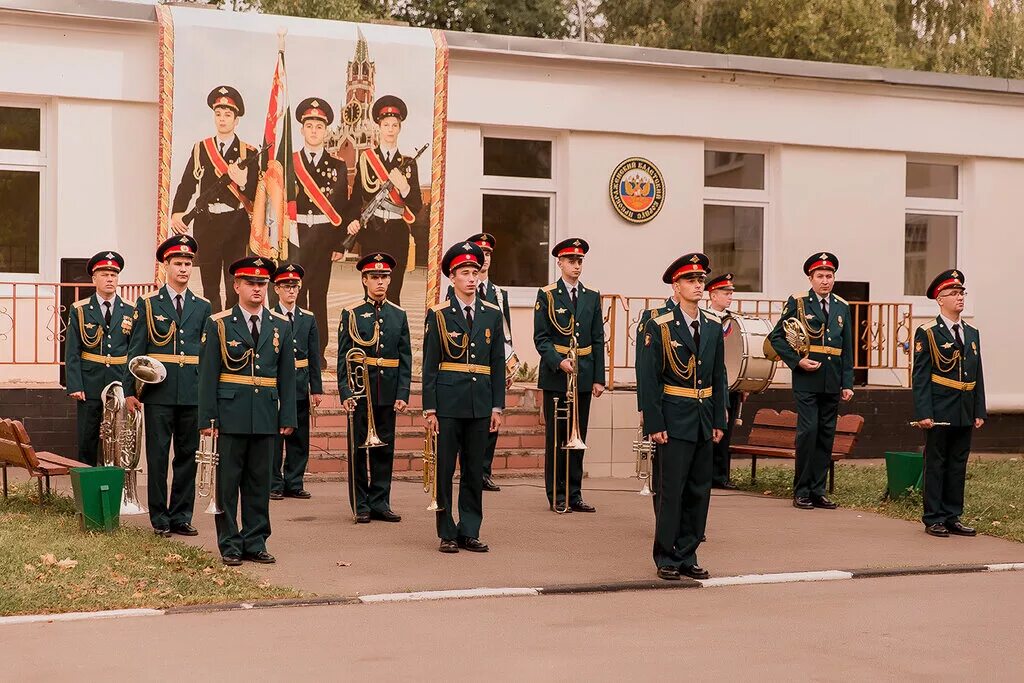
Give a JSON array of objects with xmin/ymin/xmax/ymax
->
[
  {"xmin": 986, "ymin": 563, "xmax": 1024, "ymax": 572},
  {"xmin": 698, "ymin": 570, "xmax": 854, "ymax": 588},
  {"xmin": 0, "ymin": 608, "xmax": 163, "ymax": 627},
  {"xmin": 360, "ymin": 587, "xmax": 539, "ymax": 603}
]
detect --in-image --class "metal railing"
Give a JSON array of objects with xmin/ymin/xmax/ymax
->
[
  {"xmin": 601, "ymin": 295, "xmax": 913, "ymax": 388},
  {"xmin": 0, "ymin": 282, "xmax": 157, "ymax": 366}
]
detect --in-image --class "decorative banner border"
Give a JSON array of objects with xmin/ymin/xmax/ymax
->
[
  {"xmin": 426, "ymin": 29, "xmax": 450, "ymax": 310},
  {"xmin": 154, "ymin": 4, "xmax": 174, "ymax": 285}
]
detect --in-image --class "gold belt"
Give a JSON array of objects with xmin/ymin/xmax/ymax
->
[
  {"xmin": 148, "ymin": 353, "xmax": 199, "ymax": 366},
  {"xmin": 663, "ymin": 386, "xmax": 714, "ymax": 399},
  {"xmin": 295, "ymin": 359, "xmax": 309, "ymax": 369},
  {"xmin": 81, "ymin": 352, "xmax": 127, "ymax": 366},
  {"xmin": 219, "ymin": 373, "xmax": 277, "ymax": 387},
  {"xmin": 364, "ymin": 357, "xmax": 400, "ymax": 368},
  {"xmin": 808, "ymin": 345, "xmax": 842, "ymax": 356},
  {"xmin": 439, "ymin": 362, "xmax": 491, "ymax": 375},
  {"xmin": 553, "ymin": 344, "xmax": 592, "ymax": 356},
  {"xmin": 931, "ymin": 374, "xmax": 976, "ymax": 391}
]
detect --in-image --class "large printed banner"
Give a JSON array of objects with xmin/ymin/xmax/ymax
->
[{"xmin": 155, "ymin": 6, "xmax": 448, "ymax": 359}]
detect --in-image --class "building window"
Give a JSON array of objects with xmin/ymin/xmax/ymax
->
[
  {"xmin": 904, "ymin": 162, "xmax": 960, "ymax": 296},
  {"xmin": 0, "ymin": 104, "xmax": 44, "ymax": 275},
  {"xmin": 703, "ymin": 147, "xmax": 768, "ymax": 292},
  {"xmin": 481, "ymin": 133, "xmax": 556, "ymax": 290}
]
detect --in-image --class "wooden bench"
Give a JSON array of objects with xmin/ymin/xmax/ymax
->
[
  {"xmin": 0, "ymin": 419, "xmax": 83, "ymax": 506},
  {"xmin": 730, "ymin": 409, "xmax": 865, "ymax": 493}
]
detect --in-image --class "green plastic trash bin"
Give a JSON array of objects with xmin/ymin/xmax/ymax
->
[
  {"xmin": 885, "ymin": 451, "xmax": 923, "ymax": 499},
  {"xmin": 70, "ymin": 466, "xmax": 124, "ymax": 532}
]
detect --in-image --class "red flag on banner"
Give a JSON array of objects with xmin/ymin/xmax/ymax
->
[{"xmin": 250, "ymin": 33, "xmax": 295, "ymax": 260}]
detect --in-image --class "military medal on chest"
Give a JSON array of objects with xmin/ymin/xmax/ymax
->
[{"xmin": 273, "ymin": 327, "xmax": 280, "ymax": 353}]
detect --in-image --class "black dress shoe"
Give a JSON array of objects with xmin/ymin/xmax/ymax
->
[
  {"xmin": 169, "ymin": 523, "xmax": 199, "ymax": 537},
  {"xmin": 355, "ymin": 512, "xmax": 371, "ymax": 524},
  {"xmin": 482, "ymin": 477, "xmax": 501, "ymax": 492},
  {"xmin": 946, "ymin": 521, "xmax": 977, "ymax": 536},
  {"xmin": 222, "ymin": 555, "xmax": 242, "ymax": 566},
  {"xmin": 243, "ymin": 551, "xmax": 276, "ymax": 564},
  {"xmin": 713, "ymin": 481, "xmax": 739, "ymax": 490},
  {"xmin": 570, "ymin": 501, "xmax": 596, "ymax": 513},
  {"xmin": 457, "ymin": 537, "xmax": 489, "ymax": 552},
  {"xmin": 284, "ymin": 489, "xmax": 312, "ymax": 499},
  {"xmin": 657, "ymin": 566, "xmax": 681, "ymax": 581},
  {"xmin": 370, "ymin": 510, "xmax": 402, "ymax": 522},
  {"xmin": 153, "ymin": 527, "xmax": 171, "ymax": 538},
  {"xmin": 269, "ymin": 491, "xmax": 284, "ymax": 501},
  {"xmin": 439, "ymin": 539, "xmax": 459, "ymax": 553},
  {"xmin": 925, "ymin": 523, "xmax": 950, "ymax": 537},
  {"xmin": 551, "ymin": 502, "xmax": 573, "ymax": 513},
  {"xmin": 793, "ymin": 497, "xmax": 814, "ymax": 510},
  {"xmin": 811, "ymin": 495, "xmax": 838, "ymax": 510},
  {"xmin": 700, "ymin": 535, "xmax": 707, "ymax": 542},
  {"xmin": 680, "ymin": 564, "xmax": 710, "ymax": 580}
]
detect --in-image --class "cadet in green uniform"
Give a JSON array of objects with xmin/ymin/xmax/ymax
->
[
  {"xmin": 337, "ymin": 252, "xmax": 412, "ymax": 523},
  {"xmin": 533, "ymin": 238, "xmax": 606, "ymax": 513},
  {"xmin": 269, "ymin": 263, "xmax": 323, "ymax": 500},
  {"xmin": 705, "ymin": 273, "xmax": 743, "ymax": 490},
  {"xmin": 198, "ymin": 257, "xmax": 297, "ymax": 566},
  {"xmin": 467, "ymin": 232, "xmax": 513, "ymax": 493},
  {"xmin": 125, "ymin": 235, "xmax": 210, "ymax": 536},
  {"xmin": 639, "ymin": 253, "xmax": 726, "ymax": 581},
  {"xmin": 912, "ymin": 269, "xmax": 986, "ymax": 538},
  {"xmin": 769, "ymin": 252, "xmax": 854, "ymax": 510},
  {"xmin": 423, "ymin": 242, "xmax": 505, "ymax": 553},
  {"xmin": 65, "ymin": 251, "xmax": 132, "ymax": 466}
]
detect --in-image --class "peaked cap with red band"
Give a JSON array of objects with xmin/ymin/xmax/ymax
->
[
  {"xmin": 706, "ymin": 272, "xmax": 735, "ymax": 292},
  {"xmin": 272, "ymin": 262, "xmax": 305, "ymax": 284},
  {"xmin": 207, "ymin": 85, "xmax": 244, "ymax": 116},
  {"xmin": 372, "ymin": 95, "xmax": 407, "ymax": 123},
  {"xmin": 442, "ymin": 241, "xmax": 485, "ymax": 277},
  {"xmin": 926, "ymin": 268, "xmax": 966, "ymax": 300},
  {"xmin": 551, "ymin": 237, "xmax": 590, "ymax": 258},
  {"xmin": 663, "ymin": 252, "xmax": 710, "ymax": 284},
  {"xmin": 296, "ymin": 97, "xmax": 334, "ymax": 125},
  {"xmin": 468, "ymin": 232, "xmax": 496, "ymax": 252},
  {"xmin": 87, "ymin": 251, "xmax": 124, "ymax": 275},
  {"xmin": 803, "ymin": 251, "xmax": 839, "ymax": 275},
  {"xmin": 229, "ymin": 256, "xmax": 271, "ymax": 282},
  {"xmin": 356, "ymin": 252, "xmax": 397, "ymax": 275},
  {"xmin": 156, "ymin": 234, "xmax": 198, "ymax": 262}
]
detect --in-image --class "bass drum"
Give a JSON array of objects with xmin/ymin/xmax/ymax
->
[{"xmin": 723, "ymin": 314, "xmax": 777, "ymax": 393}]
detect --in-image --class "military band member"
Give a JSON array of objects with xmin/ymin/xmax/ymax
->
[
  {"xmin": 468, "ymin": 232, "xmax": 513, "ymax": 493},
  {"xmin": 423, "ymin": 242, "xmax": 505, "ymax": 553},
  {"xmin": 705, "ymin": 273, "xmax": 743, "ymax": 490},
  {"xmin": 635, "ymin": 293, "xmax": 678, "ymax": 513},
  {"xmin": 337, "ymin": 252, "xmax": 412, "ymax": 523},
  {"xmin": 533, "ymin": 238, "xmax": 606, "ymax": 513},
  {"xmin": 198, "ymin": 257, "xmax": 297, "ymax": 566},
  {"xmin": 170, "ymin": 86, "xmax": 259, "ymax": 313},
  {"xmin": 65, "ymin": 252, "xmax": 132, "ymax": 466},
  {"xmin": 769, "ymin": 252, "xmax": 854, "ymax": 511},
  {"xmin": 639, "ymin": 253, "xmax": 726, "ymax": 581},
  {"xmin": 269, "ymin": 263, "xmax": 323, "ymax": 500},
  {"xmin": 913, "ymin": 269, "xmax": 986, "ymax": 538},
  {"xmin": 347, "ymin": 96, "xmax": 424, "ymax": 306},
  {"xmin": 292, "ymin": 98, "xmax": 356, "ymax": 363},
  {"xmin": 125, "ymin": 236, "xmax": 210, "ymax": 537}
]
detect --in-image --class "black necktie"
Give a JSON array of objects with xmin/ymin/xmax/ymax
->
[
  {"xmin": 571, "ymin": 286, "xmax": 578, "ymax": 309},
  {"xmin": 691, "ymin": 320, "xmax": 700, "ymax": 350},
  {"xmin": 308, "ymin": 152, "xmax": 315, "ymax": 165},
  {"xmin": 479, "ymin": 283, "xmax": 486, "ymax": 300},
  {"xmin": 249, "ymin": 314, "xmax": 260, "ymax": 347},
  {"xmin": 820, "ymin": 297, "xmax": 829, "ymax": 322},
  {"xmin": 103, "ymin": 301, "xmax": 111, "ymax": 327},
  {"xmin": 464, "ymin": 305, "xmax": 474, "ymax": 330},
  {"xmin": 953, "ymin": 323, "xmax": 964, "ymax": 350},
  {"xmin": 287, "ymin": 311, "xmax": 293, "ymax": 324},
  {"xmin": 175, "ymin": 294, "xmax": 183, "ymax": 318},
  {"xmin": 219, "ymin": 142, "xmax": 226, "ymax": 156}
]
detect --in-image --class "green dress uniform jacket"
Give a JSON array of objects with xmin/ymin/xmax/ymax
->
[
  {"xmin": 337, "ymin": 297, "xmax": 412, "ymax": 406},
  {"xmin": 769, "ymin": 290, "xmax": 854, "ymax": 393},
  {"xmin": 533, "ymin": 280, "xmax": 606, "ymax": 392},
  {"xmin": 65, "ymin": 294, "xmax": 133, "ymax": 466},
  {"xmin": 286, "ymin": 306, "xmax": 323, "ymax": 399},
  {"xmin": 635, "ymin": 298, "xmax": 676, "ymax": 411}
]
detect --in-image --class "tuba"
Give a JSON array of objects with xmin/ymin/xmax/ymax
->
[
  {"xmin": 195, "ymin": 419, "xmax": 222, "ymax": 515},
  {"xmin": 633, "ymin": 423, "xmax": 654, "ymax": 496},
  {"xmin": 551, "ymin": 332, "xmax": 587, "ymax": 514},
  {"xmin": 422, "ymin": 426, "xmax": 441, "ymax": 512}
]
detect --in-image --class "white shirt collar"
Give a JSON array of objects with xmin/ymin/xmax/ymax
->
[
  {"xmin": 939, "ymin": 313, "xmax": 962, "ymax": 332},
  {"xmin": 679, "ymin": 307, "xmax": 700, "ymax": 330},
  {"xmin": 215, "ymin": 133, "xmax": 234, "ymax": 148},
  {"xmin": 96, "ymin": 293, "xmax": 116, "ymax": 306},
  {"xmin": 303, "ymin": 146, "xmax": 323, "ymax": 164},
  {"xmin": 279, "ymin": 304, "xmax": 296, "ymax": 317},
  {"xmin": 164, "ymin": 283, "xmax": 187, "ymax": 300},
  {"xmin": 454, "ymin": 294, "xmax": 476, "ymax": 313},
  {"xmin": 560, "ymin": 278, "xmax": 580, "ymax": 293},
  {"xmin": 380, "ymin": 144, "xmax": 398, "ymax": 159}
]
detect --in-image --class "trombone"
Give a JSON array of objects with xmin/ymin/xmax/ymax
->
[
  {"xmin": 196, "ymin": 419, "xmax": 222, "ymax": 515},
  {"xmin": 343, "ymin": 348, "xmax": 386, "ymax": 523},
  {"xmin": 422, "ymin": 426, "xmax": 442, "ymax": 512},
  {"xmin": 552, "ymin": 334, "xmax": 587, "ymax": 513},
  {"xmin": 633, "ymin": 423, "xmax": 654, "ymax": 496}
]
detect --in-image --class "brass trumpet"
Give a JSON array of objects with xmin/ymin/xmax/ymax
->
[
  {"xmin": 422, "ymin": 426, "xmax": 442, "ymax": 512},
  {"xmin": 633, "ymin": 423, "xmax": 654, "ymax": 496},
  {"xmin": 196, "ymin": 419, "xmax": 222, "ymax": 515},
  {"xmin": 552, "ymin": 333, "xmax": 587, "ymax": 514}
]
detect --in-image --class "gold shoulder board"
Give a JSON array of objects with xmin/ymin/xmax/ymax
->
[
  {"xmin": 385, "ymin": 300, "xmax": 405, "ymax": 312},
  {"xmin": 211, "ymin": 310, "xmax": 232, "ymax": 321},
  {"xmin": 300, "ymin": 308, "xmax": 314, "ymax": 316},
  {"xmin": 793, "ymin": 291, "xmax": 808, "ymax": 301},
  {"xmin": 833, "ymin": 294, "xmax": 849, "ymax": 305},
  {"xmin": 918, "ymin": 320, "xmax": 936, "ymax": 331},
  {"xmin": 480, "ymin": 300, "xmax": 500, "ymax": 311},
  {"xmin": 72, "ymin": 298, "xmax": 90, "ymax": 309},
  {"xmin": 141, "ymin": 290, "xmax": 159, "ymax": 300},
  {"xmin": 541, "ymin": 283, "xmax": 557, "ymax": 292},
  {"xmin": 702, "ymin": 308, "xmax": 722, "ymax": 321},
  {"xmin": 269, "ymin": 310, "xmax": 288, "ymax": 321},
  {"xmin": 430, "ymin": 301, "xmax": 447, "ymax": 312},
  {"xmin": 195, "ymin": 294, "xmax": 210, "ymax": 303},
  {"xmin": 653, "ymin": 311, "xmax": 674, "ymax": 325}
]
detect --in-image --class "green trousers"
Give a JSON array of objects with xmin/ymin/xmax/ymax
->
[
  {"xmin": 215, "ymin": 433, "xmax": 273, "ymax": 557},
  {"xmin": 144, "ymin": 403, "xmax": 198, "ymax": 529},
  {"xmin": 922, "ymin": 425, "xmax": 972, "ymax": 527},
  {"xmin": 653, "ymin": 437, "xmax": 712, "ymax": 570},
  {"xmin": 273, "ymin": 399, "xmax": 310, "ymax": 495},
  {"xmin": 435, "ymin": 416, "xmax": 488, "ymax": 541},
  {"xmin": 793, "ymin": 391, "xmax": 840, "ymax": 498},
  {"xmin": 347, "ymin": 402, "xmax": 397, "ymax": 515},
  {"xmin": 76, "ymin": 398, "xmax": 103, "ymax": 466}
]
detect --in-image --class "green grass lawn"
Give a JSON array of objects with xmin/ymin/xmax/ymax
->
[
  {"xmin": 732, "ymin": 457, "xmax": 1024, "ymax": 543},
  {"xmin": 0, "ymin": 486, "xmax": 300, "ymax": 616}
]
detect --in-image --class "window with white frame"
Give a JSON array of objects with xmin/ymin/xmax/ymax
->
[
  {"xmin": 481, "ymin": 134, "xmax": 555, "ymax": 288},
  {"xmin": 703, "ymin": 148, "xmax": 767, "ymax": 292},
  {"xmin": 905, "ymin": 161, "xmax": 960, "ymax": 296},
  {"xmin": 0, "ymin": 104, "xmax": 44, "ymax": 275}
]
